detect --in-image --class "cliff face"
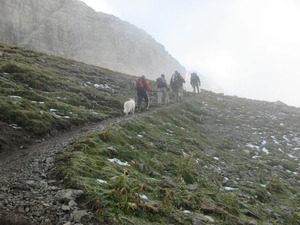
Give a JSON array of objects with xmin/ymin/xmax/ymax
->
[{"xmin": 0, "ymin": 0, "xmax": 185, "ymax": 80}]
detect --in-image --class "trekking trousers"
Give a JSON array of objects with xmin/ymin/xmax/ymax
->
[
  {"xmin": 171, "ymin": 85, "xmax": 179, "ymax": 103},
  {"xmin": 178, "ymin": 86, "xmax": 184, "ymax": 100},
  {"xmin": 192, "ymin": 84, "xmax": 200, "ymax": 94},
  {"xmin": 157, "ymin": 87, "xmax": 169, "ymax": 105},
  {"xmin": 137, "ymin": 89, "xmax": 150, "ymax": 111}
]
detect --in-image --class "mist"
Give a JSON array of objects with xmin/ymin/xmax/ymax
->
[{"xmin": 81, "ymin": 0, "xmax": 300, "ymax": 107}]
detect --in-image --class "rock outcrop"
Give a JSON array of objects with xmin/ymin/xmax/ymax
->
[{"xmin": 0, "ymin": 0, "xmax": 185, "ymax": 80}]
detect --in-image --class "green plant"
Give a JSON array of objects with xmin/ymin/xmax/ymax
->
[
  {"xmin": 176, "ymin": 153, "xmax": 196, "ymax": 184},
  {"xmin": 253, "ymin": 184, "xmax": 271, "ymax": 203},
  {"xmin": 160, "ymin": 188, "xmax": 174, "ymax": 214},
  {"xmin": 288, "ymin": 212, "xmax": 300, "ymax": 225},
  {"xmin": 0, "ymin": 62, "xmax": 31, "ymax": 73},
  {"xmin": 216, "ymin": 192, "xmax": 241, "ymax": 216},
  {"xmin": 266, "ymin": 176, "xmax": 286, "ymax": 194},
  {"xmin": 100, "ymin": 122, "xmax": 115, "ymax": 142},
  {"xmin": 179, "ymin": 133, "xmax": 186, "ymax": 146}
]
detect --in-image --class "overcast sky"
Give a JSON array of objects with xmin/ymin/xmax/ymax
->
[{"xmin": 80, "ymin": 0, "xmax": 300, "ymax": 108}]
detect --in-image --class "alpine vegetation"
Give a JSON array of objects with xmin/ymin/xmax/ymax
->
[
  {"xmin": 1, "ymin": 43, "xmax": 300, "ymax": 225},
  {"xmin": 59, "ymin": 96, "xmax": 300, "ymax": 225}
]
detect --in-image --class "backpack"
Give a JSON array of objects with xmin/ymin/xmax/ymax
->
[
  {"xmin": 136, "ymin": 77, "xmax": 144, "ymax": 89},
  {"xmin": 191, "ymin": 72, "xmax": 197, "ymax": 80},
  {"xmin": 156, "ymin": 77, "xmax": 165, "ymax": 88},
  {"xmin": 170, "ymin": 74, "xmax": 178, "ymax": 85},
  {"xmin": 190, "ymin": 72, "xmax": 198, "ymax": 84}
]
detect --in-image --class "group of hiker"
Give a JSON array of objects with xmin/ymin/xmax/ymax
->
[{"xmin": 135, "ymin": 71, "xmax": 201, "ymax": 113}]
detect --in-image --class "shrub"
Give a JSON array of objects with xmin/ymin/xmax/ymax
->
[{"xmin": 0, "ymin": 62, "xmax": 30, "ymax": 73}]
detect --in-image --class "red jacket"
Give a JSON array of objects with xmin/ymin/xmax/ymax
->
[
  {"xmin": 143, "ymin": 79, "xmax": 152, "ymax": 91},
  {"xmin": 136, "ymin": 77, "xmax": 152, "ymax": 91}
]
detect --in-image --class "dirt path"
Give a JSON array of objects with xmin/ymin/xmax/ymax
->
[
  {"xmin": 0, "ymin": 90, "xmax": 190, "ymax": 224},
  {"xmin": 0, "ymin": 110, "xmax": 152, "ymax": 178},
  {"xmin": 0, "ymin": 112, "xmax": 140, "ymax": 225},
  {"xmin": 0, "ymin": 97, "xmax": 189, "ymax": 180}
]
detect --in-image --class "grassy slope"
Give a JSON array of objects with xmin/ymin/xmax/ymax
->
[
  {"xmin": 0, "ymin": 43, "xmax": 138, "ymax": 152},
  {"xmin": 59, "ymin": 95, "xmax": 300, "ymax": 225},
  {"xmin": 1, "ymin": 43, "xmax": 300, "ymax": 224}
]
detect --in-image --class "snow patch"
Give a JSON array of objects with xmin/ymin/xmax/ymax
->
[
  {"xmin": 97, "ymin": 179, "xmax": 107, "ymax": 184},
  {"xmin": 108, "ymin": 158, "xmax": 129, "ymax": 166}
]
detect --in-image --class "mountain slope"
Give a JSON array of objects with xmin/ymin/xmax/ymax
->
[
  {"xmin": 59, "ymin": 94, "xmax": 300, "ymax": 225},
  {"xmin": 0, "ymin": 42, "xmax": 140, "ymax": 154},
  {"xmin": 0, "ymin": 0, "xmax": 186, "ymax": 80},
  {"xmin": 1, "ymin": 43, "xmax": 300, "ymax": 225}
]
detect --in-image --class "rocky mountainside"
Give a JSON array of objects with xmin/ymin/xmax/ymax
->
[{"xmin": 0, "ymin": 0, "xmax": 185, "ymax": 80}]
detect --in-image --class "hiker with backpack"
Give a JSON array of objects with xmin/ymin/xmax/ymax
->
[
  {"xmin": 170, "ymin": 71, "xmax": 185, "ymax": 102},
  {"xmin": 190, "ymin": 72, "xmax": 201, "ymax": 94},
  {"xmin": 136, "ymin": 75, "xmax": 152, "ymax": 113},
  {"xmin": 177, "ymin": 72, "xmax": 186, "ymax": 101},
  {"xmin": 156, "ymin": 74, "xmax": 169, "ymax": 106}
]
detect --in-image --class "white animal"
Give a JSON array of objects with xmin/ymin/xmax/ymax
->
[{"xmin": 123, "ymin": 99, "xmax": 135, "ymax": 116}]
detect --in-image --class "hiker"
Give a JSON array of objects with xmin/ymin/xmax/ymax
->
[
  {"xmin": 156, "ymin": 74, "xmax": 169, "ymax": 106},
  {"xmin": 170, "ymin": 71, "xmax": 185, "ymax": 102},
  {"xmin": 136, "ymin": 75, "xmax": 152, "ymax": 113},
  {"xmin": 190, "ymin": 72, "xmax": 201, "ymax": 94},
  {"xmin": 177, "ymin": 72, "xmax": 186, "ymax": 100}
]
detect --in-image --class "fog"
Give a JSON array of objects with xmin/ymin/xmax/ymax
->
[{"xmin": 80, "ymin": 0, "xmax": 300, "ymax": 107}]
